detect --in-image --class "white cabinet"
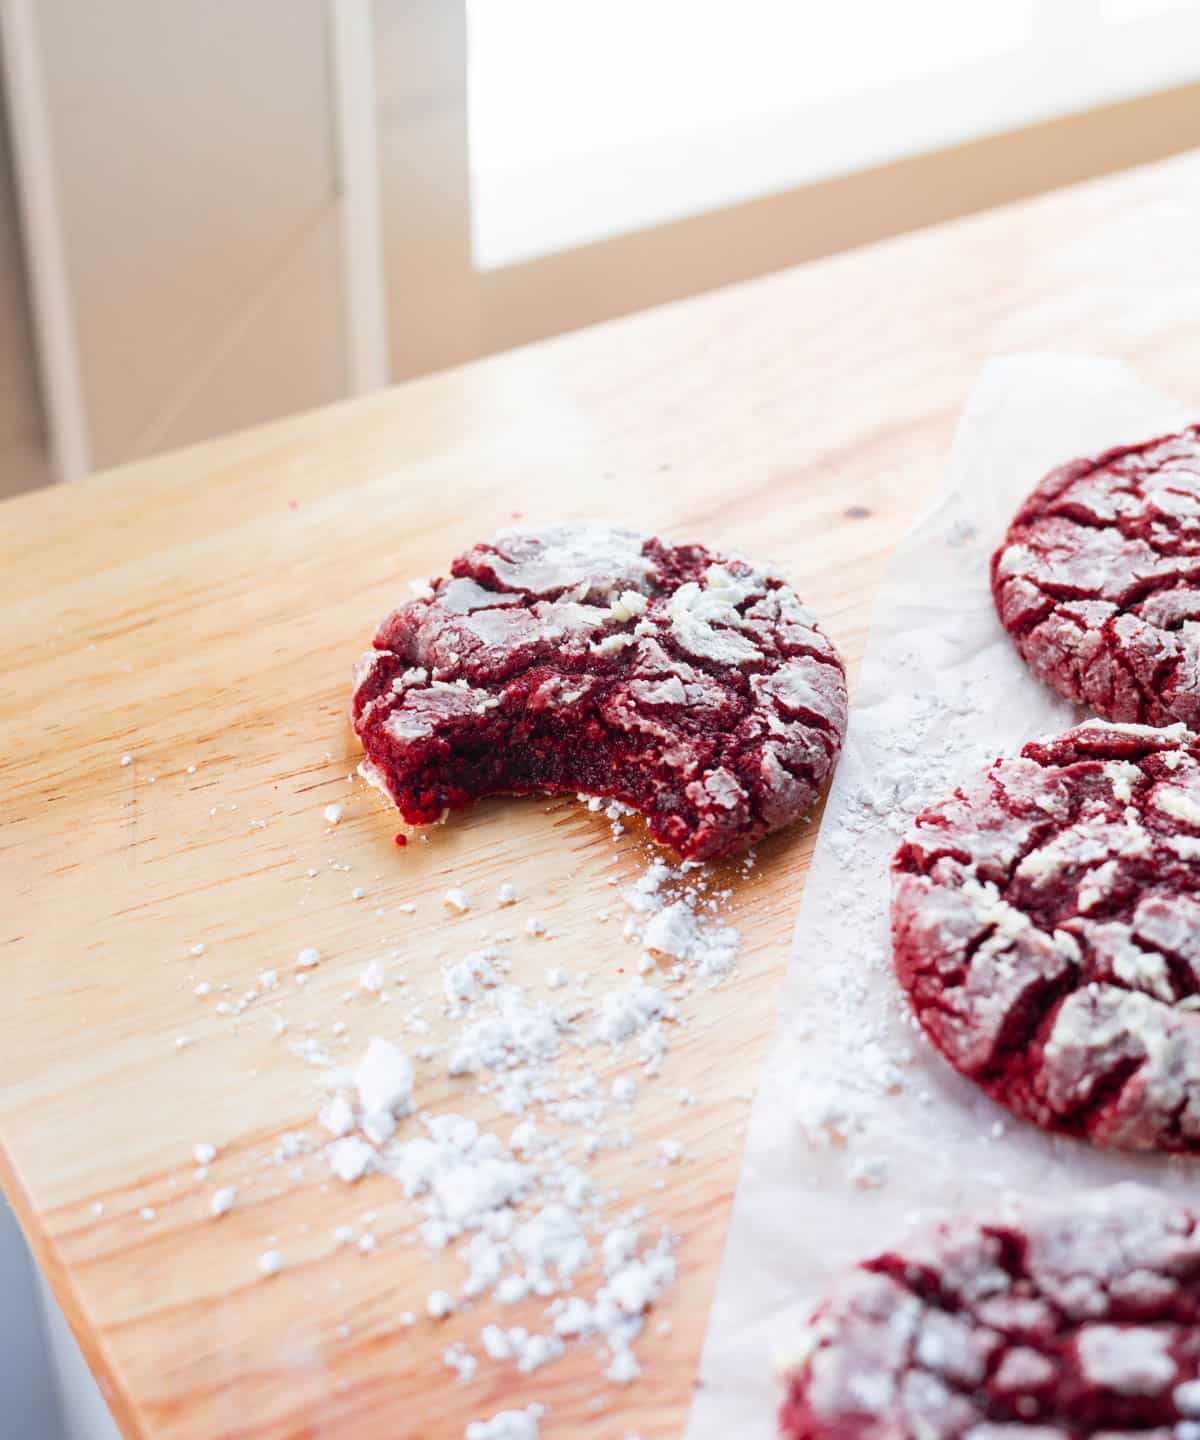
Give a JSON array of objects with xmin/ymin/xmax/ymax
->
[
  {"xmin": 2, "ymin": 0, "xmax": 351, "ymax": 479},
  {"xmin": 0, "ymin": 0, "xmax": 482, "ymax": 488}
]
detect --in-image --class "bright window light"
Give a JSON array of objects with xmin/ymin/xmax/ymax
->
[{"xmin": 468, "ymin": 1, "xmax": 1200, "ymax": 269}]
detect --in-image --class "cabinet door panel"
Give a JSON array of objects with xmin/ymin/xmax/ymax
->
[{"xmin": 34, "ymin": 0, "xmax": 346, "ymax": 468}]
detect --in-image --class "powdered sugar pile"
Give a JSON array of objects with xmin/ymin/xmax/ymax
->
[
  {"xmin": 286, "ymin": 831, "xmax": 743, "ymax": 1413},
  {"xmin": 625, "ymin": 859, "xmax": 742, "ymax": 983},
  {"xmin": 168, "ymin": 755, "xmax": 746, "ymax": 1436}
]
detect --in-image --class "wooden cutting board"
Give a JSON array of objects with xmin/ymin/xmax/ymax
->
[{"xmin": 3, "ymin": 150, "xmax": 1200, "ymax": 1440}]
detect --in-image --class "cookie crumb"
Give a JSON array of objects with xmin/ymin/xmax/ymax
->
[{"xmin": 257, "ymin": 1249, "xmax": 283, "ymax": 1277}]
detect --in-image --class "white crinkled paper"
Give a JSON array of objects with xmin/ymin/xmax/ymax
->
[{"xmin": 685, "ymin": 355, "xmax": 1196, "ymax": 1440}]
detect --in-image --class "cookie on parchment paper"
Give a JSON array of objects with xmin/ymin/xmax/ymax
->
[
  {"xmin": 779, "ymin": 1183, "xmax": 1200, "ymax": 1440},
  {"xmin": 993, "ymin": 426, "xmax": 1200, "ymax": 727},
  {"xmin": 892, "ymin": 719, "xmax": 1200, "ymax": 1153}
]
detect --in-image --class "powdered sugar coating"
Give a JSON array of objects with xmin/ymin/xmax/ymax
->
[
  {"xmin": 352, "ymin": 525, "xmax": 847, "ymax": 860},
  {"xmin": 892, "ymin": 720, "xmax": 1200, "ymax": 1152},
  {"xmin": 993, "ymin": 427, "xmax": 1200, "ymax": 726},
  {"xmin": 779, "ymin": 1184, "xmax": 1200, "ymax": 1440}
]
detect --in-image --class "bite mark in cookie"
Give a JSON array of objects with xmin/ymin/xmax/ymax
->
[
  {"xmin": 779, "ymin": 1184, "xmax": 1200, "ymax": 1440},
  {"xmin": 351, "ymin": 525, "xmax": 847, "ymax": 861},
  {"xmin": 892, "ymin": 720, "xmax": 1200, "ymax": 1152},
  {"xmin": 992, "ymin": 426, "xmax": 1200, "ymax": 726}
]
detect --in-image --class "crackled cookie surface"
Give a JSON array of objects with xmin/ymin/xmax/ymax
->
[
  {"xmin": 351, "ymin": 525, "xmax": 847, "ymax": 860},
  {"xmin": 892, "ymin": 720, "xmax": 1200, "ymax": 1152},
  {"xmin": 779, "ymin": 1184, "xmax": 1200, "ymax": 1440},
  {"xmin": 993, "ymin": 426, "xmax": 1200, "ymax": 726}
]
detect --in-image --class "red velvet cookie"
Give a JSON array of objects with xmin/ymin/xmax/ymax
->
[
  {"xmin": 992, "ymin": 426, "xmax": 1200, "ymax": 727},
  {"xmin": 892, "ymin": 720, "xmax": 1200, "ymax": 1152},
  {"xmin": 351, "ymin": 525, "xmax": 847, "ymax": 860},
  {"xmin": 779, "ymin": 1184, "xmax": 1200, "ymax": 1440}
]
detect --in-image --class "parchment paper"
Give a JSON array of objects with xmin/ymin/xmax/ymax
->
[{"xmin": 685, "ymin": 355, "xmax": 1196, "ymax": 1439}]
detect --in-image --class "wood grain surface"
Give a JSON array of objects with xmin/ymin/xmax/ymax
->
[{"xmin": 4, "ymin": 151, "xmax": 1200, "ymax": 1440}]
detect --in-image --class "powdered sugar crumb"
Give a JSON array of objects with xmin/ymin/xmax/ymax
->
[
  {"xmin": 162, "ymin": 780, "xmax": 746, "ymax": 1431},
  {"xmin": 466, "ymin": 1405, "xmax": 544, "ymax": 1440},
  {"xmin": 257, "ymin": 1249, "xmax": 283, "ymax": 1277},
  {"xmin": 360, "ymin": 960, "xmax": 387, "ymax": 993}
]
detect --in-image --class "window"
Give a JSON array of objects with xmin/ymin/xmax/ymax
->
[{"xmin": 468, "ymin": 0, "xmax": 1200, "ymax": 269}]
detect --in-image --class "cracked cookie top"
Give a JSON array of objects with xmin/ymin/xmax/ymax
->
[
  {"xmin": 351, "ymin": 525, "xmax": 847, "ymax": 860},
  {"xmin": 992, "ymin": 427, "xmax": 1200, "ymax": 726},
  {"xmin": 891, "ymin": 720, "xmax": 1200, "ymax": 1152},
  {"xmin": 779, "ymin": 1183, "xmax": 1200, "ymax": 1440}
]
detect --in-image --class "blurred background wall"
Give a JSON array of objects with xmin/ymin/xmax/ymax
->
[{"xmin": 2, "ymin": 0, "xmax": 1200, "ymax": 497}]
